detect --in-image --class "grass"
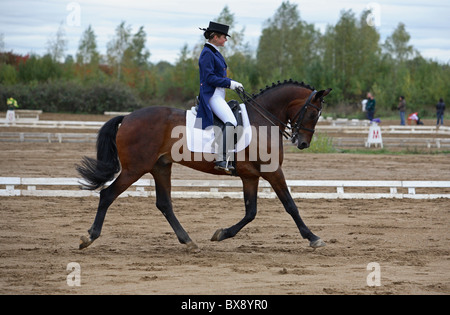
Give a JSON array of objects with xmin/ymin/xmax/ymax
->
[
  {"xmin": 285, "ymin": 132, "xmax": 336, "ymax": 154},
  {"xmin": 308, "ymin": 132, "xmax": 336, "ymax": 153}
]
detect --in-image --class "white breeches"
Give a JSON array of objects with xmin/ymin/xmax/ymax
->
[{"xmin": 209, "ymin": 88, "xmax": 237, "ymax": 126}]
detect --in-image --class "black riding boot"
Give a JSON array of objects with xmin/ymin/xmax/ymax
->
[{"xmin": 214, "ymin": 122, "xmax": 235, "ymax": 173}]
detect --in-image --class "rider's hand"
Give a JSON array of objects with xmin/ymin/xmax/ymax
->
[{"xmin": 230, "ymin": 80, "xmax": 244, "ymax": 91}]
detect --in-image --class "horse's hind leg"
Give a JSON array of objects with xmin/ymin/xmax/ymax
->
[
  {"xmin": 151, "ymin": 157, "xmax": 199, "ymax": 253},
  {"xmin": 79, "ymin": 171, "xmax": 142, "ymax": 249},
  {"xmin": 211, "ymin": 176, "xmax": 259, "ymax": 242}
]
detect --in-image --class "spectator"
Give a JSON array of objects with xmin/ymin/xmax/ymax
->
[
  {"xmin": 366, "ymin": 93, "xmax": 375, "ymax": 121},
  {"xmin": 6, "ymin": 97, "xmax": 19, "ymax": 110},
  {"xmin": 408, "ymin": 112, "xmax": 423, "ymax": 125},
  {"xmin": 436, "ymin": 98, "xmax": 445, "ymax": 126},
  {"xmin": 398, "ymin": 96, "xmax": 406, "ymax": 125}
]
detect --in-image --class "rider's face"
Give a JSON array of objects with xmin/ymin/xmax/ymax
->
[{"xmin": 211, "ymin": 34, "xmax": 227, "ymax": 47}]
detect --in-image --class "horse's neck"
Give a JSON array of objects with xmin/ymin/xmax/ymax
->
[{"xmin": 252, "ymin": 87, "xmax": 304, "ymax": 124}]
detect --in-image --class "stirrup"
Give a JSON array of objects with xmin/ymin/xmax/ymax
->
[{"xmin": 214, "ymin": 157, "xmax": 235, "ymax": 173}]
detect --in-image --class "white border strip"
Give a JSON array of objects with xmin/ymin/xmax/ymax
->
[{"xmin": 1, "ymin": 178, "xmax": 449, "ymax": 199}]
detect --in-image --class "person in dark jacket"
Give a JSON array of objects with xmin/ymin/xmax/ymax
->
[
  {"xmin": 365, "ymin": 92, "xmax": 375, "ymax": 121},
  {"xmin": 197, "ymin": 21, "xmax": 244, "ymax": 172},
  {"xmin": 398, "ymin": 96, "xmax": 406, "ymax": 125},
  {"xmin": 436, "ymin": 98, "xmax": 445, "ymax": 126}
]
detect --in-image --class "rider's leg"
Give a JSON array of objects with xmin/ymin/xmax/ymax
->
[{"xmin": 209, "ymin": 88, "xmax": 237, "ymax": 172}]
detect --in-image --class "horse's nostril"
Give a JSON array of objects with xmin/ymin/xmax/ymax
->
[{"xmin": 298, "ymin": 141, "xmax": 309, "ymax": 150}]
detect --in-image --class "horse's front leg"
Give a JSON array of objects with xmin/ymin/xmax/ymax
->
[
  {"xmin": 211, "ymin": 176, "xmax": 259, "ymax": 242},
  {"xmin": 262, "ymin": 169, "xmax": 326, "ymax": 249},
  {"xmin": 151, "ymin": 158, "xmax": 199, "ymax": 253}
]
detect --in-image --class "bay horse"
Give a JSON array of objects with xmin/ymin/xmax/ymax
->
[{"xmin": 77, "ymin": 80, "xmax": 332, "ymax": 252}]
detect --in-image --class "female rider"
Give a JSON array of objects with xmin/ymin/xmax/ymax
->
[{"xmin": 197, "ymin": 21, "xmax": 244, "ymax": 172}]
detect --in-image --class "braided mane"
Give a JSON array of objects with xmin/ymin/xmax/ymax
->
[{"xmin": 252, "ymin": 79, "xmax": 315, "ymax": 98}]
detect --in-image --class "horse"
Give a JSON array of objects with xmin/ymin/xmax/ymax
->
[{"xmin": 77, "ymin": 80, "xmax": 332, "ymax": 252}]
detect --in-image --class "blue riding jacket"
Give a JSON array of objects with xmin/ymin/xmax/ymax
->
[{"xmin": 197, "ymin": 44, "xmax": 231, "ymax": 129}]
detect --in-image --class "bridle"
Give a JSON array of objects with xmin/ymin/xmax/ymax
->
[
  {"xmin": 236, "ymin": 89, "xmax": 322, "ymax": 143},
  {"xmin": 289, "ymin": 90, "xmax": 322, "ymax": 144}
]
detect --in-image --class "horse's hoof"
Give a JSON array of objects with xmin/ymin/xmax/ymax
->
[
  {"xmin": 310, "ymin": 238, "xmax": 326, "ymax": 249},
  {"xmin": 79, "ymin": 235, "xmax": 93, "ymax": 250},
  {"xmin": 211, "ymin": 229, "xmax": 224, "ymax": 242},
  {"xmin": 186, "ymin": 242, "xmax": 200, "ymax": 253}
]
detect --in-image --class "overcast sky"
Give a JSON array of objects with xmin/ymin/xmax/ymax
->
[{"xmin": 1, "ymin": 0, "xmax": 449, "ymax": 64}]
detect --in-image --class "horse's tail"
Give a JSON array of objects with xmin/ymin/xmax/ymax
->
[{"xmin": 77, "ymin": 115, "xmax": 125, "ymax": 190}]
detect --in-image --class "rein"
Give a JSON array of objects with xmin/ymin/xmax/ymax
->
[
  {"xmin": 236, "ymin": 88, "xmax": 321, "ymax": 142},
  {"xmin": 236, "ymin": 89, "xmax": 291, "ymax": 139}
]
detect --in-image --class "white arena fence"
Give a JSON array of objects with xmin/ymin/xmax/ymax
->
[
  {"xmin": 0, "ymin": 132, "xmax": 97, "ymax": 143},
  {"xmin": 1, "ymin": 131, "xmax": 449, "ymax": 149},
  {"xmin": 0, "ymin": 119, "xmax": 104, "ymax": 129},
  {"xmin": 1, "ymin": 119, "xmax": 450, "ymax": 147},
  {"xmin": 319, "ymin": 124, "xmax": 450, "ymax": 135},
  {"xmin": 1, "ymin": 177, "xmax": 449, "ymax": 200},
  {"xmin": 332, "ymin": 137, "xmax": 450, "ymax": 149},
  {"xmin": 1, "ymin": 118, "xmax": 450, "ymax": 134}
]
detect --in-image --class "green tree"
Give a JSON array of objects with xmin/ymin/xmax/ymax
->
[
  {"xmin": 76, "ymin": 25, "xmax": 100, "ymax": 82},
  {"xmin": 215, "ymin": 6, "xmax": 254, "ymax": 94},
  {"xmin": 46, "ymin": 22, "xmax": 68, "ymax": 62},
  {"xmin": 324, "ymin": 10, "xmax": 360, "ymax": 99},
  {"xmin": 256, "ymin": 1, "xmax": 319, "ymax": 82},
  {"xmin": 0, "ymin": 33, "xmax": 4, "ymax": 52},
  {"xmin": 0, "ymin": 64, "xmax": 17, "ymax": 84},
  {"xmin": 173, "ymin": 44, "xmax": 198, "ymax": 103},
  {"xmin": 383, "ymin": 22, "xmax": 415, "ymax": 63},
  {"xmin": 122, "ymin": 26, "xmax": 152, "ymax": 96},
  {"xmin": 378, "ymin": 23, "xmax": 416, "ymax": 114},
  {"xmin": 125, "ymin": 26, "xmax": 150, "ymax": 69},
  {"xmin": 76, "ymin": 25, "xmax": 99, "ymax": 65},
  {"xmin": 3, "ymin": 4, "xmax": 450, "ymax": 118},
  {"xmin": 107, "ymin": 22, "xmax": 150, "ymax": 87},
  {"xmin": 357, "ymin": 10, "xmax": 381, "ymax": 94},
  {"xmin": 257, "ymin": 1, "xmax": 301, "ymax": 79},
  {"xmin": 18, "ymin": 54, "xmax": 62, "ymax": 83},
  {"xmin": 216, "ymin": 6, "xmax": 249, "ymax": 59},
  {"xmin": 320, "ymin": 9, "xmax": 383, "ymax": 106},
  {"xmin": 107, "ymin": 21, "xmax": 132, "ymax": 80}
]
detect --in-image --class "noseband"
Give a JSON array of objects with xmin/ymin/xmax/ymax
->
[{"xmin": 236, "ymin": 89, "xmax": 322, "ymax": 143}]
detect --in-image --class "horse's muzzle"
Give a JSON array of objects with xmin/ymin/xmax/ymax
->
[{"xmin": 297, "ymin": 141, "xmax": 310, "ymax": 150}]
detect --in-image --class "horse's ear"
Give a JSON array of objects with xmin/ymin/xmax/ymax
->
[
  {"xmin": 323, "ymin": 88, "xmax": 332, "ymax": 97},
  {"xmin": 314, "ymin": 88, "xmax": 332, "ymax": 101}
]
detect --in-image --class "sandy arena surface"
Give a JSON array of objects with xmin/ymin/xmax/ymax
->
[{"xmin": 0, "ymin": 114, "xmax": 449, "ymax": 295}]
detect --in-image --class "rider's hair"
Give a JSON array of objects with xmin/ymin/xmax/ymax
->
[{"xmin": 204, "ymin": 31, "xmax": 220, "ymax": 40}]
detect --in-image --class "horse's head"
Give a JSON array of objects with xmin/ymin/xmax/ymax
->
[{"xmin": 288, "ymin": 88, "xmax": 332, "ymax": 150}]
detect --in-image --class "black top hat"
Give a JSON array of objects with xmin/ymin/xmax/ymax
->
[{"xmin": 199, "ymin": 21, "xmax": 230, "ymax": 37}]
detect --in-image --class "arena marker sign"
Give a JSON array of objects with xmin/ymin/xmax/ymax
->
[{"xmin": 366, "ymin": 122, "xmax": 383, "ymax": 148}]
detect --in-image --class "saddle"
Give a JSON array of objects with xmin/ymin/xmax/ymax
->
[
  {"xmin": 192, "ymin": 98, "xmax": 244, "ymax": 130},
  {"xmin": 192, "ymin": 98, "xmax": 245, "ymax": 153},
  {"xmin": 185, "ymin": 101, "xmax": 252, "ymax": 155},
  {"xmin": 186, "ymin": 97, "xmax": 248, "ymax": 176}
]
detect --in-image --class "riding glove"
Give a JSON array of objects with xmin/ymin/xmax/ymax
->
[{"xmin": 230, "ymin": 80, "xmax": 244, "ymax": 91}]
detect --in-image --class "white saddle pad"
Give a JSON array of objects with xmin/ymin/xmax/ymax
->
[{"xmin": 186, "ymin": 103, "xmax": 252, "ymax": 154}]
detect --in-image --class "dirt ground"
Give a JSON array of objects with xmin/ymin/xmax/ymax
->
[{"xmin": 0, "ymin": 114, "xmax": 449, "ymax": 295}]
